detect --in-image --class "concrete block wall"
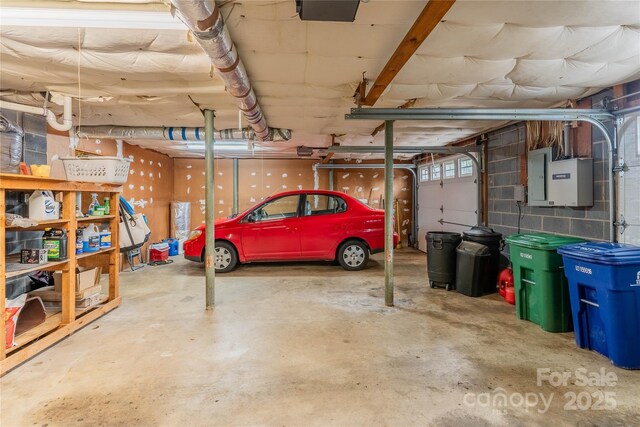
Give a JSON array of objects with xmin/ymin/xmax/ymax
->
[
  {"xmin": 487, "ymin": 122, "xmax": 610, "ymax": 243},
  {"xmin": 2, "ymin": 110, "xmax": 49, "ymax": 298}
]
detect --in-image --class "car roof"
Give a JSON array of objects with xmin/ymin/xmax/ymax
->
[{"xmin": 267, "ymin": 189, "xmax": 354, "ymax": 199}]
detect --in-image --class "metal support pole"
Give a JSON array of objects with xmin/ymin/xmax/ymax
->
[
  {"xmin": 412, "ymin": 166, "xmax": 419, "ymax": 247},
  {"xmin": 384, "ymin": 120, "xmax": 394, "ymax": 307},
  {"xmin": 328, "ymin": 160, "xmax": 334, "ymax": 191},
  {"xmin": 204, "ymin": 110, "xmax": 215, "ymax": 309},
  {"xmin": 232, "ymin": 158, "xmax": 239, "ymax": 215}
]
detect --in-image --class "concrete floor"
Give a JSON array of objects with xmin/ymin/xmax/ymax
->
[{"xmin": 1, "ymin": 249, "xmax": 639, "ymax": 426}]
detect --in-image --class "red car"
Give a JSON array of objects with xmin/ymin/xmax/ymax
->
[{"xmin": 183, "ymin": 190, "xmax": 398, "ymax": 272}]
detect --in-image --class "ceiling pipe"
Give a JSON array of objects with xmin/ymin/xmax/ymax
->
[
  {"xmin": 170, "ymin": 0, "xmax": 269, "ymax": 140},
  {"xmin": 0, "ymin": 96, "xmax": 73, "ymax": 132},
  {"xmin": 73, "ymin": 126, "xmax": 291, "ymax": 142}
]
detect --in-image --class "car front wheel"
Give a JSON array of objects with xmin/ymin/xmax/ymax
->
[
  {"xmin": 337, "ymin": 240, "xmax": 369, "ymax": 271},
  {"xmin": 203, "ymin": 241, "xmax": 238, "ymax": 273}
]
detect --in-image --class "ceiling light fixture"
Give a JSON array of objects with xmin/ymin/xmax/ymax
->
[{"xmin": 0, "ymin": 7, "xmax": 186, "ymax": 30}]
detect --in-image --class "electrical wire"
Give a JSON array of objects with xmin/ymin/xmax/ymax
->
[{"xmin": 516, "ymin": 201, "xmax": 524, "ymax": 233}]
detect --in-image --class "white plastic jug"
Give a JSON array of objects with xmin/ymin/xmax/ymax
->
[
  {"xmin": 82, "ymin": 224, "xmax": 100, "ymax": 253},
  {"xmin": 29, "ymin": 190, "xmax": 60, "ymax": 220}
]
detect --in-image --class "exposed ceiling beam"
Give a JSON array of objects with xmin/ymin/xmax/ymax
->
[
  {"xmin": 361, "ymin": 0, "xmax": 456, "ymax": 106},
  {"xmin": 322, "ymin": 152, "xmax": 335, "ymax": 164}
]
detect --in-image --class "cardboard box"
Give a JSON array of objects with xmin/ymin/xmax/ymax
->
[
  {"xmin": 42, "ymin": 294, "xmax": 103, "ymax": 311},
  {"xmin": 53, "ymin": 266, "xmax": 101, "ymax": 293},
  {"xmin": 29, "ymin": 284, "xmax": 102, "ymax": 302},
  {"xmin": 20, "ymin": 249, "xmax": 48, "ymax": 264}
]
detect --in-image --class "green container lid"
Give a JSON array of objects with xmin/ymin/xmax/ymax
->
[{"xmin": 505, "ymin": 233, "xmax": 585, "ymax": 250}]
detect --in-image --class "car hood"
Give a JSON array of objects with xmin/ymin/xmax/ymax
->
[{"xmin": 194, "ymin": 217, "xmax": 236, "ymax": 231}]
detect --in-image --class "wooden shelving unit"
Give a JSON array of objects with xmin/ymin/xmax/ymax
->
[
  {"xmin": 1, "ymin": 173, "xmax": 122, "ymax": 376},
  {"xmin": 6, "ymin": 219, "xmax": 70, "ymax": 231},
  {"xmin": 77, "ymin": 215, "xmax": 116, "ymax": 223}
]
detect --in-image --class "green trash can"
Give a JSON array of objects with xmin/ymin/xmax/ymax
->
[{"xmin": 505, "ymin": 233, "xmax": 585, "ymax": 332}]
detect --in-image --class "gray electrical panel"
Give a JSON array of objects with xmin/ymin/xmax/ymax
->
[
  {"xmin": 527, "ymin": 147, "xmax": 554, "ymax": 207},
  {"xmin": 548, "ymin": 158, "xmax": 594, "ymax": 207}
]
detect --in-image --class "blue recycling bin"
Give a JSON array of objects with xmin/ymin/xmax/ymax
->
[{"xmin": 558, "ymin": 242, "xmax": 640, "ymax": 369}]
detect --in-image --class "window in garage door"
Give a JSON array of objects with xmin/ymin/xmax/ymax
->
[
  {"xmin": 459, "ymin": 158, "xmax": 473, "ymax": 177},
  {"xmin": 420, "ymin": 166, "xmax": 429, "ymax": 182},
  {"xmin": 444, "ymin": 161, "xmax": 456, "ymax": 179},
  {"xmin": 417, "ymin": 155, "xmax": 478, "ymax": 252},
  {"xmin": 431, "ymin": 164, "xmax": 441, "ymax": 180}
]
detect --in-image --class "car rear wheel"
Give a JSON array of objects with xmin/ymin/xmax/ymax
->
[
  {"xmin": 337, "ymin": 240, "xmax": 369, "ymax": 271},
  {"xmin": 203, "ymin": 241, "xmax": 238, "ymax": 273}
]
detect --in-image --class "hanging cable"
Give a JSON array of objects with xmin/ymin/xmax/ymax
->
[{"xmin": 516, "ymin": 201, "xmax": 524, "ymax": 233}]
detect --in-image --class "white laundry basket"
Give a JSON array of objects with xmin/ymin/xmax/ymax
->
[{"xmin": 61, "ymin": 156, "xmax": 132, "ymax": 184}]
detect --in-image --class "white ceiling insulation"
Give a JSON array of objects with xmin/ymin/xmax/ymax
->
[{"xmin": 1, "ymin": 0, "xmax": 639, "ymax": 158}]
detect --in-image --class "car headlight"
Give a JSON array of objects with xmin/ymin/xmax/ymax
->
[{"xmin": 187, "ymin": 230, "xmax": 202, "ymax": 240}]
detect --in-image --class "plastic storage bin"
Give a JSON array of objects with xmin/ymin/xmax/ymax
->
[
  {"xmin": 61, "ymin": 156, "xmax": 132, "ymax": 184},
  {"xmin": 463, "ymin": 226, "xmax": 503, "ymax": 293},
  {"xmin": 426, "ymin": 231, "xmax": 462, "ymax": 290},
  {"xmin": 506, "ymin": 233, "xmax": 584, "ymax": 332},
  {"xmin": 558, "ymin": 242, "xmax": 640, "ymax": 369},
  {"xmin": 455, "ymin": 241, "xmax": 491, "ymax": 297}
]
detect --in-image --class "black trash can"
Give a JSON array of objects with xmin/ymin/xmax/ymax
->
[
  {"xmin": 455, "ymin": 241, "xmax": 491, "ymax": 297},
  {"xmin": 426, "ymin": 231, "xmax": 462, "ymax": 290},
  {"xmin": 462, "ymin": 226, "xmax": 503, "ymax": 294}
]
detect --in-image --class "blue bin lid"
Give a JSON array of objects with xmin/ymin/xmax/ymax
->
[{"xmin": 558, "ymin": 242, "xmax": 640, "ymax": 264}]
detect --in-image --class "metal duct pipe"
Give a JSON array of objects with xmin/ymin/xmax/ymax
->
[
  {"xmin": 73, "ymin": 126, "xmax": 291, "ymax": 142},
  {"xmin": 171, "ymin": 0, "xmax": 269, "ymax": 140},
  {"xmin": 0, "ymin": 96, "xmax": 73, "ymax": 131}
]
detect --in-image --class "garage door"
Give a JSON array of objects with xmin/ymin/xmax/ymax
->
[
  {"xmin": 417, "ymin": 155, "xmax": 478, "ymax": 252},
  {"xmin": 619, "ymin": 112, "xmax": 640, "ymax": 245}
]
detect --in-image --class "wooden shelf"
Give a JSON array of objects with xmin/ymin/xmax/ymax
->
[
  {"xmin": 77, "ymin": 215, "xmax": 116, "ymax": 223},
  {"xmin": 0, "ymin": 173, "xmax": 123, "ymax": 192},
  {"xmin": 5, "ymin": 258, "xmax": 69, "ymax": 279},
  {"xmin": 1, "ymin": 297, "xmax": 121, "ymax": 375},
  {"xmin": 76, "ymin": 247, "xmax": 116, "ymax": 260},
  {"xmin": 6, "ymin": 295, "xmax": 110, "ymax": 353},
  {"xmin": 6, "ymin": 219, "xmax": 69, "ymax": 231},
  {"xmin": 6, "ymin": 312, "xmax": 62, "ymax": 355},
  {"xmin": 2, "ymin": 176, "xmax": 122, "ymax": 375}
]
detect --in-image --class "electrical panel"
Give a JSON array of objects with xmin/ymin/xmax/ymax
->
[
  {"xmin": 527, "ymin": 148, "xmax": 594, "ymax": 207},
  {"xmin": 548, "ymin": 158, "xmax": 594, "ymax": 207},
  {"xmin": 527, "ymin": 147, "xmax": 554, "ymax": 206}
]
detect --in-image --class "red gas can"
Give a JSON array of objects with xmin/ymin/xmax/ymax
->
[
  {"xmin": 497, "ymin": 268, "xmax": 514, "ymax": 299},
  {"xmin": 504, "ymin": 286, "xmax": 516, "ymax": 305}
]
